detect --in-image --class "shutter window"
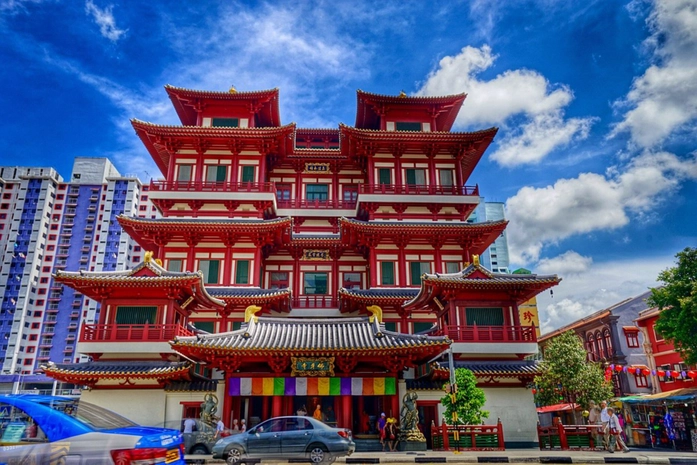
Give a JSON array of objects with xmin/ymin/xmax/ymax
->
[
  {"xmin": 465, "ymin": 307, "xmax": 504, "ymax": 326},
  {"xmin": 381, "ymin": 262, "xmax": 395, "ymax": 285},
  {"xmin": 115, "ymin": 306, "xmax": 157, "ymax": 325},
  {"xmin": 241, "ymin": 166, "xmax": 254, "ymax": 183},
  {"xmin": 235, "ymin": 260, "xmax": 250, "ymax": 284}
]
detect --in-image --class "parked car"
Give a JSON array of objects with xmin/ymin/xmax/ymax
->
[
  {"xmin": 159, "ymin": 418, "xmax": 235, "ymax": 455},
  {"xmin": 212, "ymin": 415, "xmax": 355, "ymax": 464},
  {"xmin": 0, "ymin": 394, "xmax": 185, "ymax": 464}
]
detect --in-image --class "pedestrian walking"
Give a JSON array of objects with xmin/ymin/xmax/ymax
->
[
  {"xmin": 599, "ymin": 400, "xmax": 610, "ymax": 450},
  {"xmin": 378, "ymin": 413, "xmax": 387, "ymax": 451},
  {"xmin": 607, "ymin": 408, "xmax": 630, "ymax": 453},
  {"xmin": 385, "ymin": 417, "xmax": 398, "ymax": 452}
]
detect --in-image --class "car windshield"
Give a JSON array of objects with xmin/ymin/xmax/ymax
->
[{"xmin": 37, "ymin": 398, "xmax": 137, "ymax": 430}]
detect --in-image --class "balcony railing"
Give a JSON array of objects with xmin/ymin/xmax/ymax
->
[
  {"xmin": 150, "ymin": 180, "xmax": 276, "ymax": 193},
  {"xmin": 443, "ymin": 324, "xmax": 537, "ymax": 343},
  {"xmin": 292, "ymin": 296, "xmax": 338, "ymax": 309},
  {"xmin": 80, "ymin": 323, "xmax": 194, "ymax": 343},
  {"xmin": 360, "ymin": 184, "xmax": 479, "ymax": 196},
  {"xmin": 276, "ymin": 198, "xmax": 357, "ymax": 210}
]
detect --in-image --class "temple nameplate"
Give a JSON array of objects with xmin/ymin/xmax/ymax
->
[{"xmin": 291, "ymin": 357, "xmax": 335, "ymax": 377}]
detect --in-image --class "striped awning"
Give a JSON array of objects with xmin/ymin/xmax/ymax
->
[{"xmin": 228, "ymin": 377, "xmax": 396, "ymax": 396}]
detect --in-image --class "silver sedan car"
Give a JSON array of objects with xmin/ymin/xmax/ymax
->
[{"xmin": 212, "ymin": 415, "xmax": 355, "ymax": 464}]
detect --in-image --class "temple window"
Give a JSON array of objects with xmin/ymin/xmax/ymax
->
[
  {"xmin": 269, "ymin": 272, "xmax": 289, "ymax": 289},
  {"xmin": 439, "ymin": 169, "xmax": 454, "ymax": 187},
  {"xmin": 384, "ymin": 322, "xmax": 397, "ymax": 331},
  {"xmin": 413, "ymin": 321, "xmax": 433, "ymax": 334},
  {"xmin": 167, "ymin": 259, "xmax": 183, "ymax": 272},
  {"xmin": 378, "ymin": 168, "xmax": 391, "ymax": 185},
  {"xmin": 192, "ymin": 321, "xmax": 215, "ymax": 333},
  {"xmin": 343, "ymin": 185, "xmax": 358, "ymax": 202},
  {"xmin": 405, "ymin": 169, "xmax": 426, "ymax": 186},
  {"xmin": 276, "ymin": 184, "xmax": 291, "ymax": 201},
  {"xmin": 241, "ymin": 166, "xmax": 255, "ymax": 183},
  {"xmin": 306, "ymin": 184, "xmax": 328, "ymax": 201},
  {"xmin": 445, "ymin": 262, "xmax": 460, "ymax": 273},
  {"xmin": 395, "ymin": 122, "xmax": 422, "ymax": 132},
  {"xmin": 235, "ymin": 260, "xmax": 250, "ymax": 284},
  {"xmin": 115, "ymin": 306, "xmax": 157, "ymax": 325},
  {"xmin": 381, "ymin": 262, "xmax": 395, "ymax": 285},
  {"xmin": 464, "ymin": 307, "xmax": 504, "ymax": 326},
  {"xmin": 409, "ymin": 261, "xmax": 430, "ymax": 285},
  {"xmin": 304, "ymin": 272, "xmax": 328, "ymax": 295},
  {"xmin": 206, "ymin": 165, "xmax": 227, "ymax": 183},
  {"xmin": 342, "ymin": 272, "xmax": 361, "ymax": 290},
  {"xmin": 177, "ymin": 165, "xmax": 193, "ymax": 182},
  {"xmin": 199, "ymin": 259, "xmax": 220, "ymax": 284},
  {"xmin": 212, "ymin": 117, "xmax": 239, "ymax": 127}
]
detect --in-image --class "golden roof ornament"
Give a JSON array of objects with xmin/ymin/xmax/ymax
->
[
  {"xmin": 229, "ymin": 85, "xmax": 237, "ymax": 94},
  {"xmin": 473, "ymin": 254, "xmax": 480, "ymax": 266},
  {"xmin": 244, "ymin": 304, "xmax": 262, "ymax": 323},
  {"xmin": 366, "ymin": 305, "xmax": 383, "ymax": 324},
  {"xmin": 144, "ymin": 251, "xmax": 154, "ymax": 263},
  {"xmin": 398, "ymin": 90, "xmax": 407, "ymax": 98}
]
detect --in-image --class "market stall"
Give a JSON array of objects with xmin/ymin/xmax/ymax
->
[{"xmin": 622, "ymin": 388, "xmax": 697, "ymax": 451}]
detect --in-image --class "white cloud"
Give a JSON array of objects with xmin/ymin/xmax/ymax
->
[
  {"xmin": 536, "ymin": 255, "xmax": 673, "ymax": 333},
  {"xmin": 536, "ymin": 251, "xmax": 593, "ymax": 276},
  {"xmin": 85, "ymin": 0, "xmax": 126, "ymax": 42},
  {"xmin": 416, "ymin": 45, "xmax": 595, "ymax": 166},
  {"xmin": 611, "ymin": 0, "xmax": 697, "ymax": 148},
  {"xmin": 506, "ymin": 150, "xmax": 697, "ymax": 262}
]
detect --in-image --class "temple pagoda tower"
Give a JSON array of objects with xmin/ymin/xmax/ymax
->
[{"xmin": 45, "ymin": 85, "xmax": 560, "ymax": 448}]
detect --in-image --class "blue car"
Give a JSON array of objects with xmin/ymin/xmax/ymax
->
[{"xmin": 0, "ymin": 395, "xmax": 185, "ymax": 464}]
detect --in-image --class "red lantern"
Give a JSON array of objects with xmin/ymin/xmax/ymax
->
[
  {"xmin": 532, "ymin": 388, "xmax": 537, "ymax": 394},
  {"xmin": 657, "ymin": 370, "xmax": 666, "ymax": 377},
  {"xmin": 672, "ymin": 370, "xmax": 680, "ymax": 378},
  {"xmin": 615, "ymin": 365, "xmax": 623, "ymax": 372},
  {"xmin": 642, "ymin": 368, "xmax": 651, "ymax": 376},
  {"xmin": 688, "ymin": 371, "xmax": 696, "ymax": 379}
]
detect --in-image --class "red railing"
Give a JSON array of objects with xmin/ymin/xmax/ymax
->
[
  {"xmin": 292, "ymin": 296, "xmax": 339, "ymax": 308},
  {"xmin": 443, "ymin": 324, "xmax": 537, "ymax": 343},
  {"xmin": 432, "ymin": 418, "xmax": 505, "ymax": 451},
  {"xmin": 80, "ymin": 324, "xmax": 194, "ymax": 343},
  {"xmin": 360, "ymin": 184, "xmax": 479, "ymax": 196},
  {"xmin": 276, "ymin": 198, "xmax": 357, "ymax": 210},
  {"xmin": 150, "ymin": 180, "xmax": 276, "ymax": 193}
]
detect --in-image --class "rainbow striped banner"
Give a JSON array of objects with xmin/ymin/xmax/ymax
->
[{"xmin": 228, "ymin": 377, "xmax": 396, "ymax": 396}]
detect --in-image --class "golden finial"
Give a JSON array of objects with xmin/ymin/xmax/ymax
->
[
  {"xmin": 473, "ymin": 255, "xmax": 480, "ymax": 266},
  {"xmin": 155, "ymin": 258, "xmax": 163, "ymax": 267},
  {"xmin": 398, "ymin": 90, "xmax": 407, "ymax": 98},
  {"xmin": 144, "ymin": 251, "xmax": 153, "ymax": 263},
  {"xmin": 229, "ymin": 85, "xmax": 237, "ymax": 94},
  {"xmin": 366, "ymin": 305, "xmax": 383, "ymax": 324},
  {"xmin": 244, "ymin": 304, "xmax": 262, "ymax": 323}
]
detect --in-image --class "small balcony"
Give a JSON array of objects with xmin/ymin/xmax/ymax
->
[
  {"xmin": 149, "ymin": 180, "xmax": 276, "ymax": 193},
  {"xmin": 276, "ymin": 198, "xmax": 357, "ymax": 210},
  {"xmin": 80, "ymin": 323, "xmax": 194, "ymax": 343},
  {"xmin": 360, "ymin": 184, "xmax": 479, "ymax": 196},
  {"xmin": 443, "ymin": 324, "xmax": 538, "ymax": 355},
  {"xmin": 292, "ymin": 296, "xmax": 339, "ymax": 309}
]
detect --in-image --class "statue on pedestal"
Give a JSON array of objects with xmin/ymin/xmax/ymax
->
[
  {"xmin": 200, "ymin": 393, "xmax": 218, "ymax": 426},
  {"xmin": 399, "ymin": 391, "xmax": 426, "ymax": 443}
]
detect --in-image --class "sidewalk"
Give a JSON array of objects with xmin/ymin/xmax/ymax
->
[{"xmin": 186, "ymin": 448, "xmax": 697, "ymax": 464}]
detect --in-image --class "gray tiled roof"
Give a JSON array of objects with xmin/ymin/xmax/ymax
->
[
  {"xmin": 173, "ymin": 316, "xmax": 449, "ymax": 352},
  {"xmin": 207, "ymin": 287, "xmax": 290, "ymax": 298},
  {"xmin": 444, "ymin": 360, "xmax": 541, "ymax": 376},
  {"xmin": 339, "ymin": 288, "xmax": 419, "ymax": 299},
  {"xmin": 42, "ymin": 360, "xmax": 191, "ymax": 376}
]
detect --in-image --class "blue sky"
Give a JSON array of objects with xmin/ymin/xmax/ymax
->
[{"xmin": 1, "ymin": 0, "xmax": 696, "ymax": 332}]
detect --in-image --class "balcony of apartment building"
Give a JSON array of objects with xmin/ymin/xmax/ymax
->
[{"xmin": 77, "ymin": 323, "xmax": 195, "ymax": 357}]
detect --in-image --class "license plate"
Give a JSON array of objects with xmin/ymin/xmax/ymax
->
[{"xmin": 165, "ymin": 448, "xmax": 180, "ymax": 463}]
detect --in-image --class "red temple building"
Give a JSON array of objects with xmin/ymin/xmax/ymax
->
[{"xmin": 44, "ymin": 85, "xmax": 560, "ymax": 448}]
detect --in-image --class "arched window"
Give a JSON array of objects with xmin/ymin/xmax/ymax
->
[
  {"xmin": 594, "ymin": 331, "xmax": 604, "ymax": 360},
  {"xmin": 603, "ymin": 328, "xmax": 612, "ymax": 359},
  {"xmin": 587, "ymin": 333, "xmax": 596, "ymax": 361}
]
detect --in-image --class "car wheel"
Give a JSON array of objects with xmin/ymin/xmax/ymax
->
[
  {"xmin": 190, "ymin": 444, "xmax": 209, "ymax": 455},
  {"xmin": 226, "ymin": 447, "xmax": 243, "ymax": 464},
  {"xmin": 308, "ymin": 444, "xmax": 329, "ymax": 463}
]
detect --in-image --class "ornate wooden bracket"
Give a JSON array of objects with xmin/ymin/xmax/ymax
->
[
  {"xmin": 336, "ymin": 355, "xmax": 358, "ymax": 374},
  {"xmin": 268, "ymin": 355, "xmax": 290, "ymax": 374}
]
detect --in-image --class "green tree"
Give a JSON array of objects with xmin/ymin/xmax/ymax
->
[
  {"xmin": 649, "ymin": 247, "xmax": 697, "ymax": 364},
  {"xmin": 440, "ymin": 368, "xmax": 489, "ymax": 425},
  {"xmin": 534, "ymin": 330, "xmax": 613, "ymax": 417}
]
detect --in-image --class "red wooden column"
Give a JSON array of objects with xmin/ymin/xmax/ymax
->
[
  {"xmin": 262, "ymin": 396, "xmax": 271, "ymax": 421},
  {"xmin": 397, "ymin": 243, "xmax": 407, "ymax": 287},
  {"xmin": 369, "ymin": 246, "xmax": 377, "ymax": 288},
  {"xmin": 357, "ymin": 396, "xmax": 365, "ymax": 432},
  {"xmin": 390, "ymin": 393, "xmax": 399, "ymax": 420},
  {"xmin": 272, "ymin": 395, "xmax": 283, "ymax": 418},
  {"xmin": 340, "ymin": 395, "xmax": 352, "ymax": 430},
  {"xmin": 223, "ymin": 377, "xmax": 231, "ymax": 428}
]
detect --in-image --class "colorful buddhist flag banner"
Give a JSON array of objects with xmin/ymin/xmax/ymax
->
[{"xmin": 228, "ymin": 377, "xmax": 396, "ymax": 396}]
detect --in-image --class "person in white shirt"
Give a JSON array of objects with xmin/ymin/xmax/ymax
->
[
  {"xmin": 587, "ymin": 401, "xmax": 602, "ymax": 448},
  {"xmin": 606, "ymin": 408, "xmax": 630, "ymax": 453},
  {"xmin": 183, "ymin": 418, "xmax": 196, "ymax": 434},
  {"xmin": 240, "ymin": 419, "xmax": 246, "ymax": 432},
  {"xmin": 214, "ymin": 417, "xmax": 225, "ymax": 439},
  {"xmin": 599, "ymin": 401, "xmax": 610, "ymax": 450}
]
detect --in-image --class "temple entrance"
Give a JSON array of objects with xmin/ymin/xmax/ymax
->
[{"xmin": 418, "ymin": 402, "xmax": 439, "ymax": 449}]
